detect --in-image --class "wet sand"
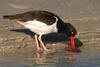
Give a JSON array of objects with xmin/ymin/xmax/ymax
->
[{"xmin": 0, "ymin": 0, "xmax": 100, "ymax": 67}]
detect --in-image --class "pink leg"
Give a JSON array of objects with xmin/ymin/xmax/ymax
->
[
  {"xmin": 34, "ymin": 34, "xmax": 41, "ymax": 50},
  {"xmin": 38, "ymin": 35, "xmax": 49, "ymax": 51}
]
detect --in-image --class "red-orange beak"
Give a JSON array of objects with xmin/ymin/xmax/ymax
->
[
  {"xmin": 65, "ymin": 32, "xmax": 81, "ymax": 52},
  {"xmin": 70, "ymin": 34, "xmax": 75, "ymax": 49}
]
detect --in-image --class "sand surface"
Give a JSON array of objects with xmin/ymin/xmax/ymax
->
[{"xmin": 0, "ymin": 0, "xmax": 100, "ymax": 67}]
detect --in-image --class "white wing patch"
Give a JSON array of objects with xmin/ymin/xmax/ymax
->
[{"xmin": 17, "ymin": 18, "xmax": 58, "ymax": 35}]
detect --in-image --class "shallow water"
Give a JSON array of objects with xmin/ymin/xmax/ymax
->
[{"xmin": 0, "ymin": 41, "xmax": 100, "ymax": 67}]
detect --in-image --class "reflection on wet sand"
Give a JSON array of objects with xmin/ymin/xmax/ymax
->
[
  {"xmin": 35, "ymin": 51, "xmax": 47, "ymax": 64},
  {"xmin": 66, "ymin": 52, "xmax": 76, "ymax": 63},
  {"xmin": 34, "ymin": 49, "xmax": 78, "ymax": 67}
]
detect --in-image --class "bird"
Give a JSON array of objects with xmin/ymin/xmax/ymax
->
[{"xmin": 3, "ymin": 10, "xmax": 77, "ymax": 52}]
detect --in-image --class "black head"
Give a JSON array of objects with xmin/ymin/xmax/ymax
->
[{"xmin": 63, "ymin": 23, "xmax": 77, "ymax": 37}]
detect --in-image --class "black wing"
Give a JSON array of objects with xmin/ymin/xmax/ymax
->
[{"xmin": 3, "ymin": 11, "xmax": 64, "ymax": 25}]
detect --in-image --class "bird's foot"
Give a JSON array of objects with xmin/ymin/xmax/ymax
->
[
  {"xmin": 37, "ymin": 48, "xmax": 44, "ymax": 52},
  {"xmin": 43, "ymin": 48, "xmax": 56, "ymax": 53},
  {"xmin": 37, "ymin": 48, "xmax": 56, "ymax": 54}
]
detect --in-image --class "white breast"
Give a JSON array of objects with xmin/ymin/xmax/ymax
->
[{"xmin": 17, "ymin": 19, "xmax": 58, "ymax": 35}]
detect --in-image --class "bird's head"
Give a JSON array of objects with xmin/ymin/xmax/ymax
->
[{"xmin": 63, "ymin": 23, "xmax": 77, "ymax": 37}]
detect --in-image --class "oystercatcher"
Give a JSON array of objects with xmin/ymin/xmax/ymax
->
[{"xmin": 3, "ymin": 10, "xmax": 77, "ymax": 52}]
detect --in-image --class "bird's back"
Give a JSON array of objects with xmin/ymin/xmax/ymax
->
[{"xmin": 3, "ymin": 11, "xmax": 64, "ymax": 25}]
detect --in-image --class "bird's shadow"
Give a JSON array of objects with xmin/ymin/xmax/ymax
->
[{"xmin": 10, "ymin": 29, "xmax": 83, "ymax": 48}]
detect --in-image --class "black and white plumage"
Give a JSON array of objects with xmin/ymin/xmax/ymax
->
[{"xmin": 3, "ymin": 10, "xmax": 77, "ymax": 51}]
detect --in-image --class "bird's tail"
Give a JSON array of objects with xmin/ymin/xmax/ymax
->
[{"xmin": 3, "ymin": 15, "xmax": 15, "ymax": 20}]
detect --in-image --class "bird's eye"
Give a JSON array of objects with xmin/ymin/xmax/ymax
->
[{"xmin": 71, "ymin": 32, "xmax": 74, "ymax": 35}]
